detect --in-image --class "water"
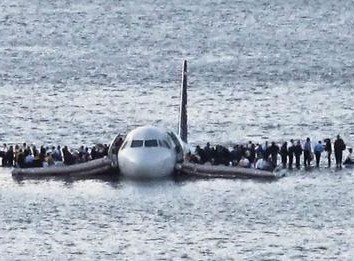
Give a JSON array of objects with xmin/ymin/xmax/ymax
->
[{"xmin": 1, "ymin": 0, "xmax": 354, "ymax": 259}]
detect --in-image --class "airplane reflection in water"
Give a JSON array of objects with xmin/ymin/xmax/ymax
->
[{"xmin": 109, "ymin": 60, "xmax": 189, "ymax": 178}]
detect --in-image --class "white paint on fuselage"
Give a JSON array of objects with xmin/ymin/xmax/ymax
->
[{"xmin": 117, "ymin": 126, "xmax": 178, "ymax": 178}]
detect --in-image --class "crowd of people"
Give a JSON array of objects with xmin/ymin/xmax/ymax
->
[
  {"xmin": 1, "ymin": 135, "xmax": 353, "ymax": 171},
  {"xmin": 0, "ymin": 143, "xmax": 110, "ymax": 168},
  {"xmin": 189, "ymin": 135, "xmax": 354, "ymax": 171}
]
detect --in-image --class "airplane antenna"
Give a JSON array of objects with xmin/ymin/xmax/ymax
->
[{"xmin": 178, "ymin": 60, "xmax": 188, "ymax": 143}]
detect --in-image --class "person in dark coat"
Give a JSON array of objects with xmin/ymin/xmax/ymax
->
[
  {"xmin": 230, "ymin": 145, "xmax": 242, "ymax": 165},
  {"xmin": 204, "ymin": 142, "xmax": 212, "ymax": 163},
  {"xmin": 90, "ymin": 146, "xmax": 98, "ymax": 160},
  {"xmin": 5, "ymin": 145, "xmax": 14, "ymax": 167},
  {"xmin": 334, "ymin": 135, "xmax": 346, "ymax": 168},
  {"xmin": 294, "ymin": 140, "xmax": 303, "ymax": 169},
  {"xmin": 324, "ymin": 138, "xmax": 332, "ymax": 168},
  {"xmin": 62, "ymin": 146, "xmax": 75, "ymax": 165},
  {"xmin": 248, "ymin": 143, "xmax": 256, "ymax": 164},
  {"xmin": 280, "ymin": 142, "xmax": 288, "ymax": 168},
  {"xmin": 268, "ymin": 142, "xmax": 279, "ymax": 167},
  {"xmin": 195, "ymin": 145, "xmax": 206, "ymax": 164},
  {"xmin": 288, "ymin": 139, "xmax": 295, "ymax": 169},
  {"xmin": 1, "ymin": 144, "xmax": 7, "ymax": 166}
]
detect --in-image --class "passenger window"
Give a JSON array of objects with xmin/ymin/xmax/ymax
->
[
  {"xmin": 131, "ymin": 140, "xmax": 144, "ymax": 148},
  {"xmin": 145, "ymin": 140, "xmax": 158, "ymax": 147}
]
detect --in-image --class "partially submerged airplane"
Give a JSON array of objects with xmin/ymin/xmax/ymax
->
[
  {"xmin": 108, "ymin": 60, "xmax": 190, "ymax": 178},
  {"xmin": 12, "ymin": 60, "xmax": 277, "ymax": 180}
]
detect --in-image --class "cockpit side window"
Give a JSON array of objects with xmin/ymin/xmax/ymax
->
[
  {"xmin": 145, "ymin": 139, "xmax": 158, "ymax": 147},
  {"xmin": 131, "ymin": 140, "xmax": 144, "ymax": 148}
]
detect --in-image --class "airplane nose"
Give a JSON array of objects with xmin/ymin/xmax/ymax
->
[{"xmin": 121, "ymin": 151, "xmax": 174, "ymax": 178}]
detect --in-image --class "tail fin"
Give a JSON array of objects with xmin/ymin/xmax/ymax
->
[{"xmin": 178, "ymin": 60, "xmax": 188, "ymax": 143}]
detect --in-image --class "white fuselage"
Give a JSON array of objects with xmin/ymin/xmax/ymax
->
[{"xmin": 117, "ymin": 126, "xmax": 180, "ymax": 178}]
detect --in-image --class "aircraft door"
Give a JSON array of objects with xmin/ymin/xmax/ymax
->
[{"xmin": 168, "ymin": 132, "xmax": 184, "ymax": 163}]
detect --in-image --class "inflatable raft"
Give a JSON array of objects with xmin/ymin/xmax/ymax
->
[
  {"xmin": 12, "ymin": 157, "xmax": 114, "ymax": 178},
  {"xmin": 177, "ymin": 162, "xmax": 277, "ymax": 179}
]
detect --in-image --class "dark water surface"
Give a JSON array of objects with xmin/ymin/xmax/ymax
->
[
  {"xmin": 1, "ymin": 0, "xmax": 354, "ymax": 259},
  {"xmin": 1, "ymin": 168, "xmax": 354, "ymax": 260}
]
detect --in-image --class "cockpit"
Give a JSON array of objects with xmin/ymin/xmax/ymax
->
[
  {"xmin": 116, "ymin": 126, "xmax": 183, "ymax": 178},
  {"xmin": 120, "ymin": 139, "xmax": 171, "ymax": 150}
]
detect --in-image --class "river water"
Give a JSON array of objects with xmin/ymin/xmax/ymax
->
[{"xmin": 1, "ymin": 0, "xmax": 354, "ymax": 259}]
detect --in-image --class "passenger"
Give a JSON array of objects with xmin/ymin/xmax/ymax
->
[
  {"xmin": 195, "ymin": 145, "xmax": 206, "ymax": 164},
  {"xmin": 212, "ymin": 145, "xmax": 220, "ymax": 165},
  {"xmin": 32, "ymin": 145, "xmax": 39, "ymax": 158},
  {"xmin": 230, "ymin": 145, "xmax": 242, "ymax": 165},
  {"xmin": 255, "ymin": 143, "xmax": 264, "ymax": 160},
  {"xmin": 248, "ymin": 143, "xmax": 256, "ymax": 164},
  {"xmin": 79, "ymin": 145, "xmax": 85, "ymax": 161},
  {"xmin": 91, "ymin": 146, "xmax": 98, "ymax": 160},
  {"xmin": 334, "ymin": 135, "xmax": 346, "ymax": 168},
  {"xmin": 288, "ymin": 139, "xmax": 295, "ymax": 169},
  {"xmin": 1, "ymin": 144, "xmax": 7, "ymax": 166},
  {"xmin": 324, "ymin": 138, "xmax": 332, "ymax": 168},
  {"xmin": 39, "ymin": 146, "xmax": 46, "ymax": 162},
  {"xmin": 203, "ymin": 142, "xmax": 213, "ymax": 163},
  {"xmin": 24, "ymin": 150, "xmax": 35, "ymax": 166},
  {"xmin": 268, "ymin": 142, "xmax": 279, "ymax": 167},
  {"xmin": 14, "ymin": 144, "xmax": 21, "ymax": 166},
  {"xmin": 263, "ymin": 141, "xmax": 270, "ymax": 160},
  {"xmin": 5, "ymin": 145, "xmax": 14, "ymax": 167},
  {"xmin": 314, "ymin": 141, "xmax": 324, "ymax": 167},
  {"xmin": 294, "ymin": 140, "xmax": 303, "ymax": 169},
  {"xmin": 280, "ymin": 142, "xmax": 288, "ymax": 168},
  {"xmin": 215, "ymin": 145, "xmax": 230, "ymax": 165},
  {"xmin": 96, "ymin": 144, "xmax": 105, "ymax": 158},
  {"xmin": 84, "ymin": 147, "xmax": 90, "ymax": 161},
  {"xmin": 185, "ymin": 151, "xmax": 199, "ymax": 163},
  {"xmin": 303, "ymin": 137, "xmax": 312, "ymax": 167},
  {"xmin": 344, "ymin": 148, "xmax": 354, "ymax": 165},
  {"xmin": 45, "ymin": 152, "xmax": 55, "ymax": 166},
  {"xmin": 52, "ymin": 145, "xmax": 63, "ymax": 161},
  {"xmin": 103, "ymin": 144, "xmax": 109, "ymax": 156},
  {"xmin": 17, "ymin": 149, "xmax": 25, "ymax": 168},
  {"xmin": 62, "ymin": 146, "xmax": 75, "ymax": 165}
]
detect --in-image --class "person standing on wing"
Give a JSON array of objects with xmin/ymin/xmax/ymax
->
[
  {"xmin": 280, "ymin": 142, "xmax": 288, "ymax": 169},
  {"xmin": 303, "ymin": 137, "xmax": 312, "ymax": 167},
  {"xmin": 288, "ymin": 139, "xmax": 295, "ymax": 169},
  {"xmin": 324, "ymin": 138, "xmax": 332, "ymax": 168},
  {"xmin": 294, "ymin": 140, "xmax": 303, "ymax": 170},
  {"xmin": 314, "ymin": 141, "xmax": 324, "ymax": 168},
  {"xmin": 334, "ymin": 135, "xmax": 346, "ymax": 168}
]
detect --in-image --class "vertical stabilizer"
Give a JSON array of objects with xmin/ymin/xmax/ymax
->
[{"xmin": 178, "ymin": 60, "xmax": 188, "ymax": 143}]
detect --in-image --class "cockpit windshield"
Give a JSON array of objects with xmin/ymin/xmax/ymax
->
[
  {"xmin": 131, "ymin": 140, "xmax": 144, "ymax": 148},
  {"xmin": 145, "ymin": 140, "xmax": 158, "ymax": 147},
  {"xmin": 124, "ymin": 139, "xmax": 170, "ymax": 149}
]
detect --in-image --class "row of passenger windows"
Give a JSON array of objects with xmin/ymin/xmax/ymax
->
[{"xmin": 123, "ymin": 139, "xmax": 171, "ymax": 149}]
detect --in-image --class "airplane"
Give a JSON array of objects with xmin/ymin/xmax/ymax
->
[{"xmin": 108, "ymin": 60, "xmax": 190, "ymax": 178}]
